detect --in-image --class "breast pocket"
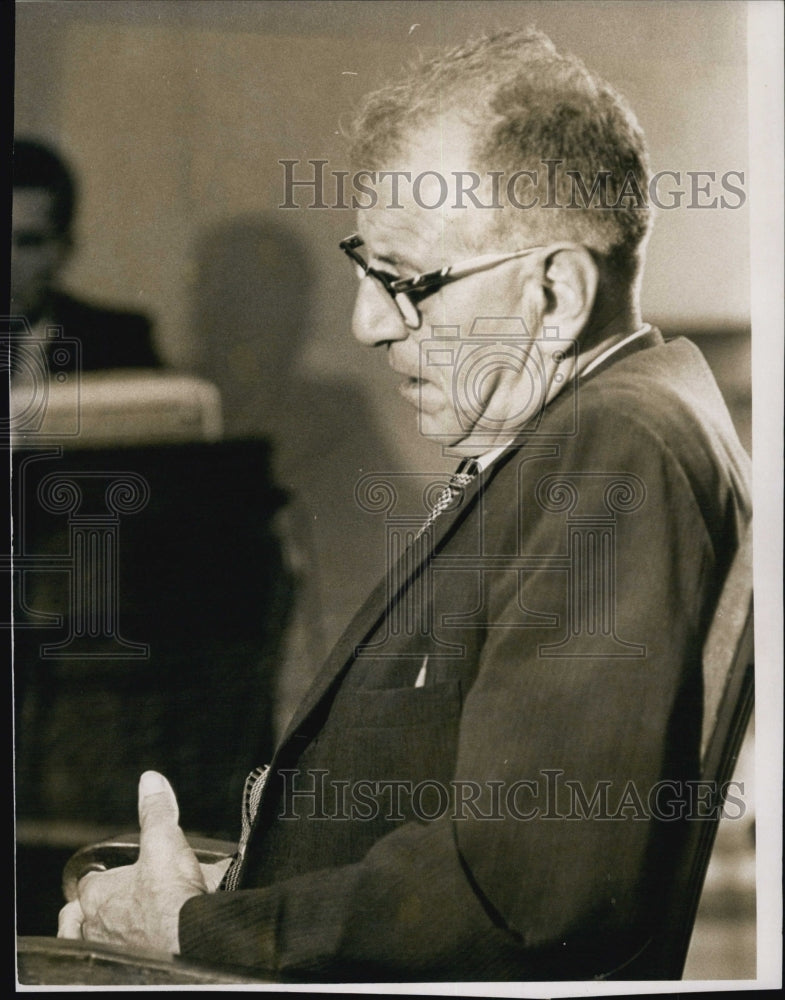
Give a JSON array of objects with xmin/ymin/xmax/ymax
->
[
  {"xmin": 324, "ymin": 680, "xmax": 464, "ymax": 798},
  {"xmin": 340, "ymin": 678, "xmax": 463, "ymax": 729}
]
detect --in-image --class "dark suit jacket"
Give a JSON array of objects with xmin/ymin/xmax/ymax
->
[
  {"xmin": 42, "ymin": 290, "xmax": 160, "ymax": 372},
  {"xmin": 179, "ymin": 329, "xmax": 751, "ymax": 980}
]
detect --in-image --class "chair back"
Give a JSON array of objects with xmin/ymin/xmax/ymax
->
[
  {"xmin": 612, "ymin": 522, "xmax": 755, "ymax": 979},
  {"xmin": 674, "ymin": 522, "xmax": 755, "ymax": 976}
]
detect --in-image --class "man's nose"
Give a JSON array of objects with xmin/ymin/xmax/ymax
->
[{"xmin": 351, "ymin": 278, "xmax": 409, "ymax": 347}]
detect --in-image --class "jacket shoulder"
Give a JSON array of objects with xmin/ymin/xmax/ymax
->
[
  {"xmin": 49, "ymin": 291, "xmax": 161, "ymax": 370},
  {"xmin": 51, "ymin": 291, "xmax": 153, "ymax": 335}
]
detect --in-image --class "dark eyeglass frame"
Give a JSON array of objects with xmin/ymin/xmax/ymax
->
[{"xmin": 339, "ymin": 233, "xmax": 546, "ymax": 330}]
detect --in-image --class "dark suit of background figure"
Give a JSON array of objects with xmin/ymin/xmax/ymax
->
[
  {"xmin": 40, "ymin": 290, "xmax": 161, "ymax": 372},
  {"xmin": 178, "ymin": 329, "xmax": 751, "ymax": 981}
]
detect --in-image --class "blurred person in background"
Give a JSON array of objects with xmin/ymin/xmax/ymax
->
[{"xmin": 10, "ymin": 138, "xmax": 161, "ymax": 376}]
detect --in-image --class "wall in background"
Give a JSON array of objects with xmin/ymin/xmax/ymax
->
[
  {"xmin": 15, "ymin": 0, "xmax": 750, "ymax": 472},
  {"xmin": 12, "ymin": 0, "xmax": 754, "ymax": 754}
]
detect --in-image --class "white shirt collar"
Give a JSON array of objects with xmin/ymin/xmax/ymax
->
[
  {"xmin": 579, "ymin": 323, "xmax": 652, "ymax": 378},
  {"xmin": 470, "ymin": 439, "xmax": 514, "ymax": 473}
]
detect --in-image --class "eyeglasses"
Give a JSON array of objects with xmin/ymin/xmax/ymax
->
[{"xmin": 339, "ymin": 234, "xmax": 546, "ymax": 330}]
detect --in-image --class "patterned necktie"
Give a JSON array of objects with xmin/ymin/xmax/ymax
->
[
  {"xmin": 220, "ymin": 764, "xmax": 270, "ymax": 891},
  {"xmin": 415, "ymin": 458, "xmax": 480, "ymax": 539}
]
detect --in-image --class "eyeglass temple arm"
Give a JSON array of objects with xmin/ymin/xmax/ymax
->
[{"xmin": 393, "ymin": 246, "xmax": 547, "ymax": 292}]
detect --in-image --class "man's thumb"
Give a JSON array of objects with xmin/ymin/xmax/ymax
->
[
  {"xmin": 137, "ymin": 771, "xmax": 202, "ymax": 886},
  {"xmin": 138, "ymin": 770, "xmax": 180, "ymax": 830}
]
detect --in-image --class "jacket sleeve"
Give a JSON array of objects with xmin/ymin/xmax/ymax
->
[{"xmin": 178, "ymin": 413, "xmax": 723, "ymax": 980}]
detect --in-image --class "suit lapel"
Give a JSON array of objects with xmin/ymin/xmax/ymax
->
[
  {"xmin": 277, "ymin": 331, "xmax": 666, "ymax": 749},
  {"xmin": 276, "ymin": 468, "xmax": 488, "ymax": 749}
]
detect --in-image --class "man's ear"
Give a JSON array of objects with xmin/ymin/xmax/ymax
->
[{"xmin": 539, "ymin": 245, "xmax": 599, "ymax": 339}]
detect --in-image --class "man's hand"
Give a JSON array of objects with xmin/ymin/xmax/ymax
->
[{"xmin": 57, "ymin": 771, "xmax": 212, "ymax": 955}]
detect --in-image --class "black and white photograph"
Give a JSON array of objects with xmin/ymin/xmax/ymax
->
[{"xmin": 8, "ymin": 0, "xmax": 782, "ymax": 991}]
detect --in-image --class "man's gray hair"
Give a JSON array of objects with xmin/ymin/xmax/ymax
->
[{"xmin": 348, "ymin": 28, "xmax": 652, "ymax": 278}]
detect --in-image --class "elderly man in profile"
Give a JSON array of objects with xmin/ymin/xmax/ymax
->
[{"xmin": 58, "ymin": 29, "xmax": 751, "ymax": 981}]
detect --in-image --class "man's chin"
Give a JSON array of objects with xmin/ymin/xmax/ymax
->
[
  {"xmin": 410, "ymin": 389, "xmax": 513, "ymax": 452},
  {"xmin": 416, "ymin": 413, "xmax": 480, "ymax": 452},
  {"xmin": 418, "ymin": 416, "xmax": 520, "ymax": 458}
]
